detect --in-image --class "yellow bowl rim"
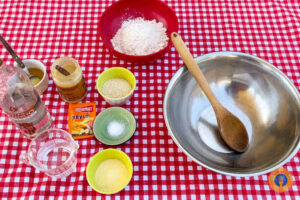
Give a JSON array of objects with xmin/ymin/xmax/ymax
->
[
  {"xmin": 96, "ymin": 67, "xmax": 136, "ymax": 101},
  {"xmin": 86, "ymin": 148, "xmax": 133, "ymax": 194}
]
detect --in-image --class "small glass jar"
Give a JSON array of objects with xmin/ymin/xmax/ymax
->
[{"xmin": 51, "ymin": 57, "xmax": 87, "ymax": 103}]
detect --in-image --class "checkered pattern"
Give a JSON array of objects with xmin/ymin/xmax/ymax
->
[{"xmin": 0, "ymin": 0, "xmax": 300, "ymax": 199}]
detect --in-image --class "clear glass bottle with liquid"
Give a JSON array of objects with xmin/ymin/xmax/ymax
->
[{"xmin": 0, "ymin": 64, "xmax": 52, "ymax": 139}]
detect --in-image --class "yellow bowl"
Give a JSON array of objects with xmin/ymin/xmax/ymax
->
[
  {"xmin": 86, "ymin": 149, "xmax": 133, "ymax": 194},
  {"xmin": 96, "ymin": 67, "xmax": 136, "ymax": 106}
]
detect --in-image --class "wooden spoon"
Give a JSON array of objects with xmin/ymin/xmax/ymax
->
[{"xmin": 171, "ymin": 32, "xmax": 249, "ymax": 152}]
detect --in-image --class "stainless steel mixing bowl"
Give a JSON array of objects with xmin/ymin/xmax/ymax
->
[{"xmin": 164, "ymin": 52, "xmax": 300, "ymax": 176}]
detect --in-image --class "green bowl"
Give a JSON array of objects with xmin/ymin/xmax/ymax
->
[{"xmin": 93, "ymin": 107, "xmax": 136, "ymax": 145}]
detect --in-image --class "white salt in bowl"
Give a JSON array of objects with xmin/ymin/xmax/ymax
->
[
  {"xmin": 96, "ymin": 67, "xmax": 136, "ymax": 106},
  {"xmin": 93, "ymin": 107, "xmax": 136, "ymax": 145}
]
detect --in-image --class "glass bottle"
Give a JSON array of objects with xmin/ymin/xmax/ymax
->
[{"xmin": 0, "ymin": 64, "xmax": 52, "ymax": 139}]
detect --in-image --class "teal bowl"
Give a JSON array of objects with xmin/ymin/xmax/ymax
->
[{"xmin": 93, "ymin": 107, "xmax": 136, "ymax": 145}]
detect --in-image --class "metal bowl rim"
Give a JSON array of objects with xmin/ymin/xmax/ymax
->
[{"xmin": 163, "ymin": 51, "xmax": 300, "ymax": 177}]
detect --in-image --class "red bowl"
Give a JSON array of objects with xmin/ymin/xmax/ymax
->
[{"xmin": 99, "ymin": 0, "xmax": 179, "ymax": 63}]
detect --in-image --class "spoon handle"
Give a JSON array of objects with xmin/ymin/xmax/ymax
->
[
  {"xmin": 55, "ymin": 65, "xmax": 70, "ymax": 76},
  {"xmin": 171, "ymin": 32, "xmax": 222, "ymax": 109},
  {"xmin": 0, "ymin": 35, "xmax": 26, "ymax": 69}
]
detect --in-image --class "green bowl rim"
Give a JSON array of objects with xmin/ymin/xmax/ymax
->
[{"xmin": 93, "ymin": 107, "xmax": 137, "ymax": 145}]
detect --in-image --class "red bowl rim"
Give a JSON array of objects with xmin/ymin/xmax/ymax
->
[{"xmin": 99, "ymin": 0, "xmax": 179, "ymax": 59}]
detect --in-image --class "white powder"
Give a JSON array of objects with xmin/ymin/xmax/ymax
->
[
  {"xmin": 107, "ymin": 120, "xmax": 125, "ymax": 137},
  {"xmin": 111, "ymin": 18, "xmax": 169, "ymax": 56},
  {"xmin": 102, "ymin": 78, "xmax": 132, "ymax": 98}
]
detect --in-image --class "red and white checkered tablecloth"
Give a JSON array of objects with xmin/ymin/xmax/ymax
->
[{"xmin": 0, "ymin": 0, "xmax": 299, "ymax": 199}]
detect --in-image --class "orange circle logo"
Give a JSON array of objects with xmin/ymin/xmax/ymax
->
[{"xmin": 269, "ymin": 168, "xmax": 293, "ymax": 193}]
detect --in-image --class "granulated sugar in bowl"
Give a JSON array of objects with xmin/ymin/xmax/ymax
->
[
  {"xmin": 96, "ymin": 67, "xmax": 136, "ymax": 106},
  {"xmin": 102, "ymin": 78, "xmax": 132, "ymax": 99},
  {"xmin": 111, "ymin": 18, "xmax": 169, "ymax": 56}
]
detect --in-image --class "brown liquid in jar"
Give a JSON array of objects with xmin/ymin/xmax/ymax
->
[
  {"xmin": 56, "ymin": 76, "xmax": 87, "ymax": 103},
  {"xmin": 28, "ymin": 68, "xmax": 44, "ymax": 86},
  {"xmin": 51, "ymin": 57, "xmax": 87, "ymax": 103}
]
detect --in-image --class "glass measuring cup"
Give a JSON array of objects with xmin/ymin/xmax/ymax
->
[{"xmin": 20, "ymin": 128, "xmax": 79, "ymax": 178}]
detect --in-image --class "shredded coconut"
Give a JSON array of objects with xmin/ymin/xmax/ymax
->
[{"xmin": 111, "ymin": 18, "xmax": 169, "ymax": 55}]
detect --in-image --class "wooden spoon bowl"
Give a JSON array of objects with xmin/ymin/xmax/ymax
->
[{"xmin": 171, "ymin": 32, "xmax": 249, "ymax": 152}]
